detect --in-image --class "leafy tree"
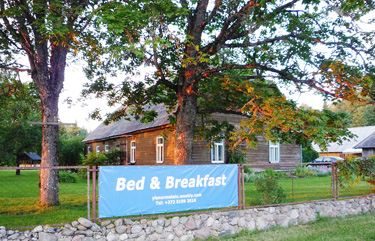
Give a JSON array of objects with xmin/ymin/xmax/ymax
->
[
  {"xmin": 0, "ymin": 71, "xmax": 42, "ymax": 173},
  {"xmin": 84, "ymin": 0, "xmax": 373, "ymax": 164},
  {"xmin": 0, "ymin": 0, "xmax": 97, "ymax": 206},
  {"xmin": 58, "ymin": 126, "xmax": 87, "ymax": 166}
]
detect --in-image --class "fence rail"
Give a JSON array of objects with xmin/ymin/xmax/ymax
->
[{"xmin": 1, "ymin": 163, "xmax": 373, "ymax": 229}]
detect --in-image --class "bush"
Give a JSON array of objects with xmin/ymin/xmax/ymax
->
[
  {"xmin": 253, "ymin": 176, "xmax": 287, "ymax": 205},
  {"xmin": 229, "ymin": 150, "xmax": 246, "ymax": 164},
  {"xmin": 302, "ymin": 147, "xmax": 319, "ymax": 163},
  {"xmin": 294, "ymin": 165, "xmax": 316, "ymax": 176},
  {"xmin": 82, "ymin": 152, "xmax": 109, "ymax": 167},
  {"xmin": 307, "ymin": 165, "xmax": 331, "ymax": 177},
  {"xmin": 59, "ymin": 171, "xmax": 78, "ymax": 183}
]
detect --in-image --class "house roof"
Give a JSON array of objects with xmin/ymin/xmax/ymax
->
[
  {"xmin": 313, "ymin": 126, "xmax": 375, "ymax": 154},
  {"xmin": 25, "ymin": 152, "xmax": 41, "ymax": 161},
  {"xmin": 355, "ymin": 133, "xmax": 375, "ymax": 149},
  {"xmin": 83, "ymin": 104, "xmax": 171, "ymax": 143}
]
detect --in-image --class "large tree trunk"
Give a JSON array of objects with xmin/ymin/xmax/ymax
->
[
  {"xmin": 174, "ymin": 67, "xmax": 199, "ymax": 165},
  {"xmin": 38, "ymin": 94, "xmax": 60, "ymax": 206},
  {"xmin": 31, "ymin": 42, "xmax": 67, "ymax": 206}
]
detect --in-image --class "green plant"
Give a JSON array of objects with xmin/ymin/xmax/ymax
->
[
  {"xmin": 302, "ymin": 147, "xmax": 319, "ymax": 163},
  {"xmin": 294, "ymin": 165, "xmax": 316, "ymax": 177},
  {"xmin": 228, "ymin": 150, "xmax": 246, "ymax": 164},
  {"xmin": 59, "ymin": 171, "xmax": 78, "ymax": 183},
  {"xmin": 337, "ymin": 156, "xmax": 375, "ymax": 189},
  {"xmin": 253, "ymin": 176, "xmax": 287, "ymax": 205},
  {"xmin": 104, "ymin": 150, "xmax": 125, "ymax": 165},
  {"xmin": 264, "ymin": 168, "xmax": 286, "ymax": 178},
  {"xmin": 82, "ymin": 152, "xmax": 109, "ymax": 168}
]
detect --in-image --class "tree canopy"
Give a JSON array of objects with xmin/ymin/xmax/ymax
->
[
  {"xmin": 83, "ymin": 0, "xmax": 374, "ymax": 164},
  {"xmin": 0, "ymin": 71, "xmax": 42, "ymax": 168}
]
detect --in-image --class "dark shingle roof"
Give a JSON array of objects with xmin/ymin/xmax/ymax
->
[
  {"xmin": 355, "ymin": 133, "xmax": 375, "ymax": 149},
  {"xmin": 83, "ymin": 104, "xmax": 171, "ymax": 142}
]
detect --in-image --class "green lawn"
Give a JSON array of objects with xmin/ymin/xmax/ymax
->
[
  {"xmin": 211, "ymin": 212, "xmax": 375, "ymax": 240},
  {"xmin": 0, "ymin": 170, "xmax": 89, "ymax": 228},
  {"xmin": 0, "ymin": 170, "xmax": 373, "ymax": 228},
  {"xmin": 245, "ymin": 176, "xmax": 373, "ymax": 205}
]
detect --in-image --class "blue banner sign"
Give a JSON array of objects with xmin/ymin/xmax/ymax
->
[{"xmin": 99, "ymin": 165, "xmax": 238, "ymax": 218}]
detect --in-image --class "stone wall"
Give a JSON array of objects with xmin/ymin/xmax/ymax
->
[{"xmin": 1, "ymin": 197, "xmax": 375, "ymax": 241}]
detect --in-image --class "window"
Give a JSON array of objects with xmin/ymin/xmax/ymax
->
[
  {"xmin": 211, "ymin": 139, "xmax": 225, "ymax": 163},
  {"xmin": 130, "ymin": 141, "xmax": 136, "ymax": 163},
  {"xmin": 96, "ymin": 146, "xmax": 100, "ymax": 153},
  {"xmin": 105, "ymin": 145, "xmax": 109, "ymax": 153},
  {"xmin": 269, "ymin": 141, "xmax": 280, "ymax": 163},
  {"xmin": 156, "ymin": 137, "xmax": 164, "ymax": 163},
  {"xmin": 87, "ymin": 146, "xmax": 91, "ymax": 154}
]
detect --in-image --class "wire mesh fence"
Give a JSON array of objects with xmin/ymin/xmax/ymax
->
[
  {"xmin": 0, "ymin": 166, "xmax": 92, "ymax": 229},
  {"xmin": 1, "ymin": 162, "xmax": 374, "ymax": 229}
]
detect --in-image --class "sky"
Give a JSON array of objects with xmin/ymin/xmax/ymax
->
[{"xmin": 58, "ymin": 64, "xmax": 326, "ymax": 132}]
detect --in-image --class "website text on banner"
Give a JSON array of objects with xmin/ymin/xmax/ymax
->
[{"xmin": 99, "ymin": 165, "xmax": 239, "ymax": 218}]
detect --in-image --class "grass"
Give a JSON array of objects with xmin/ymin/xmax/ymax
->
[
  {"xmin": 245, "ymin": 176, "xmax": 373, "ymax": 205},
  {"xmin": 0, "ymin": 170, "xmax": 89, "ymax": 228},
  {"xmin": 209, "ymin": 212, "xmax": 375, "ymax": 240},
  {"xmin": 0, "ymin": 170, "xmax": 373, "ymax": 228}
]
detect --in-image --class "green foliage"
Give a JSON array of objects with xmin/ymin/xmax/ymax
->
[
  {"xmin": 253, "ymin": 176, "xmax": 287, "ymax": 205},
  {"xmin": 82, "ymin": 152, "xmax": 109, "ymax": 168},
  {"xmin": 0, "ymin": 72, "xmax": 42, "ymax": 166},
  {"xmin": 294, "ymin": 166, "xmax": 316, "ymax": 177},
  {"xmin": 337, "ymin": 157, "xmax": 375, "ymax": 188},
  {"xmin": 302, "ymin": 147, "xmax": 319, "ymax": 163},
  {"xmin": 228, "ymin": 150, "xmax": 246, "ymax": 164},
  {"xmin": 59, "ymin": 171, "xmax": 78, "ymax": 183},
  {"xmin": 58, "ymin": 126, "xmax": 87, "ymax": 166}
]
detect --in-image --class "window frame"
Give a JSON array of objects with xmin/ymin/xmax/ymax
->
[
  {"xmin": 269, "ymin": 141, "xmax": 280, "ymax": 163},
  {"xmin": 156, "ymin": 136, "xmax": 164, "ymax": 163},
  {"xmin": 96, "ymin": 146, "xmax": 100, "ymax": 153},
  {"xmin": 130, "ymin": 140, "xmax": 136, "ymax": 164},
  {"xmin": 211, "ymin": 139, "xmax": 225, "ymax": 164},
  {"xmin": 87, "ymin": 146, "xmax": 91, "ymax": 154},
  {"xmin": 105, "ymin": 144, "xmax": 109, "ymax": 153}
]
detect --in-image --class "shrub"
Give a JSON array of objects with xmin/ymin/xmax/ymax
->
[
  {"xmin": 302, "ymin": 147, "xmax": 319, "ymax": 163},
  {"xmin": 229, "ymin": 150, "xmax": 246, "ymax": 164},
  {"xmin": 82, "ymin": 152, "xmax": 109, "ymax": 167},
  {"xmin": 264, "ymin": 168, "xmax": 286, "ymax": 178},
  {"xmin": 253, "ymin": 176, "xmax": 287, "ymax": 205},
  {"xmin": 294, "ymin": 165, "xmax": 316, "ymax": 177},
  {"xmin": 307, "ymin": 165, "xmax": 331, "ymax": 177},
  {"xmin": 59, "ymin": 171, "xmax": 78, "ymax": 183}
]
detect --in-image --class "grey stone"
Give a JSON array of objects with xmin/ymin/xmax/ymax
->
[
  {"xmin": 114, "ymin": 219, "xmax": 123, "ymax": 227},
  {"xmin": 33, "ymin": 226, "xmax": 43, "ymax": 233},
  {"xmin": 106, "ymin": 224, "xmax": 115, "ymax": 229},
  {"xmin": 62, "ymin": 228, "xmax": 75, "ymax": 236},
  {"xmin": 107, "ymin": 232, "xmax": 120, "ymax": 241},
  {"xmin": 247, "ymin": 219, "xmax": 256, "ymax": 231},
  {"xmin": 132, "ymin": 225, "xmax": 143, "ymax": 234},
  {"xmin": 82, "ymin": 238, "xmax": 96, "ymax": 241},
  {"xmin": 72, "ymin": 236, "xmax": 83, "ymax": 241},
  {"xmin": 206, "ymin": 217, "xmax": 215, "ymax": 227},
  {"xmin": 297, "ymin": 213, "xmax": 309, "ymax": 224},
  {"xmin": 155, "ymin": 226, "xmax": 163, "ymax": 234},
  {"xmin": 290, "ymin": 209, "xmax": 299, "ymax": 219},
  {"xmin": 90, "ymin": 223, "xmax": 100, "ymax": 232},
  {"xmin": 185, "ymin": 216, "xmax": 196, "ymax": 231},
  {"xmin": 45, "ymin": 227, "xmax": 55, "ymax": 233},
  {"xmin": 77, "ymin": 224, "xmax": 87, "ymax": 231},
  {"xmin": 101, "ymin": 220, "xmax": 111, "ymax": 227},
  {"xmin": 116, "ymin": 225, "xmax": 127, "ymax": 234},
  {"xmin": 171, "ymin": 217, "xmax": 179, "ymax": 227},
  {"xmin": 174, "ymin": 226, "xmax": 184, "ymax": 237},
  {"xmin": 124, "ymin": 218, "xmax": 133, "ymax": 225},
  {"xmin": 255, "ymin": 217, "xmax": 268, "ymax": 230},
  {"xmin": 230, "ymin": 217, "xmax": 238, "ymax": 226},
  {"xmin": 39, "ymin": 232, "xmax": 58, "ymax": 241},
  {"xmin": 219, "ymin": 230, "xmax": 231, "ymax": 237},
  {"xmin": 119, "ymin": 233, "xmax": 128, "ymax": 240},
  {"xmin": 195, "ymin": 226, "xmax": 211, "ymax": 240},
  {"xmin": 238, "ymin": 217, "xmax": 246, "ymax": 228},
  {"xmin": 78, "ymin": 218, "xmax": 93, "ymax": 228},
  {"xmin": 0, "ymin": 230, "xmax": 6, "ymax": 238},
  {"xmin": 8, "ymin": 233, "xmax": 20, "ymax": 240},
  {"xmin": 157, "ymin": 218, "xmax": 165, "ymax": 227},
  {"xmin": 180, "ymin": 217, "xmax": 188, "ymax": 225}
]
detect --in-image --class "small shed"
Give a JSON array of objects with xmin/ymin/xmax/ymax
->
[
  {"xmin": 355, "ymin": 133, "xmax": 375, "ymax": 158},
  {"xmin": 18, "ymin": 152, "xmax": 41, "ymax": 167}
]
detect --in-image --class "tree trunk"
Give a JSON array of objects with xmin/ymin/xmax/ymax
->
[
  {"xmin": 174, "ymin": 67, "xmax": 199, "ymax": 165},
  {"xmin": 38, "ymin": 94, "xmax": 60, "ymax": 206}
]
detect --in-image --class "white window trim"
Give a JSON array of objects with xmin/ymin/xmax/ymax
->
[
  {"xmin": 269, "ymin": 141, "xmax": 280, "ymax": 163},
  {"xmin": 105, "ymin": 145, "xmax": 109, "ymax": 153},
  {"xmin": 96, "ymin": 146, "xmax": 100, "ymax": 153},
  {"xmin": 130, "ymin": 141, "xmax": 136, "ymax": 164},
  {"xmin": 211, "ymin": 139, "xmax": 225, "ymax": 164},
  {"xmin": 87, "ymin": 146, "xmax": 91, "ymax": 154},
  {"xmin": 156, "ymin": 136, "xmax": 164, "ymax": 163}
]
